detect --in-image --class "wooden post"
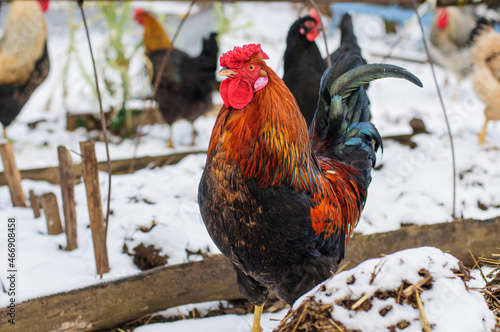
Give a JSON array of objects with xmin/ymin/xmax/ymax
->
[
  {"xmin": 0, "ymin": 142, "xmax": 26, "ymax": 207},
  {"xmin": 40, "ymin": 193, "xmax": 63, "ymax": 235},
  {"xmin": 80, "ymin": 141, "xmax": 110, "ymax": 275},
  {"xmin": 28, "ymin": 190, "xmax": 41, "ymax": 219},
  {"xmin": 58, "ymin": 146, "xmax": 78, "ymax": 251}
]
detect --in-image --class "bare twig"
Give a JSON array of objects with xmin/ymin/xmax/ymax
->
[
  {"xmin": 402, "ymin": 274, "xmax": 432, "ymax": 297},
  {"xmin": 469, "ymin": 249, "xmax": 488, "ymax": 284},
  {"xmin": 411, "ymin": 0, "xmax": 457, "ymax": 219},
  {"xmin": 130, "ymin": 0, "xmax": 198, "ymax": 171},
  {"xmin": 308, "ymin": 0, "xmax": 331, "ymax": 68},
  {"xmin": 351, "ymin": 290, "xmax": 375, "ymax": 310},
  {"xmin": 415, "ymin": 290, "xmax": 431, "ymax": 332},
  {"xmin": 77, "ymin": 0, "xmax": 112, "ymax": 279}
]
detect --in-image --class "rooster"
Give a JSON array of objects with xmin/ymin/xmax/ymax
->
[
  {"xmin": 429, "ymin": 7, "xmax": 476, "ymax": 98},
  {"xmin": 284, "ymin": 12, "xmax": 366, "ymax": 126},
  {"xmin": 198, "ymin": 44, "xmax": 422, "ymax": 332},
  {"xmin": 471, "ymin": 20, "xmax": 500, "ymax": 145},
  {"xmin": 0, "ymin": 0, "xmax": 50, "ymax": 139},
  {"xmin": 134, "ymin": 8, "xmax": 218, "ymax": 148}
]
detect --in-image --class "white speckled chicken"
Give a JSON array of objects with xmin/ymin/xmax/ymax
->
[{"xmin": 429, "ymin": 7, "xmax": 476, "ymax": 98}]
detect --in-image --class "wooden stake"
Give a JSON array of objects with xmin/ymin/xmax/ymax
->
[
  {"xmin": 80, "ymin": 141, "xmax": 109, "ymax": 275},
  {"xmin": 29, "ymin": 190, "xmax": 41, "ymax": 219},
  {"xmin": 58, "ymin": 146, "xmax": 78, "ymax": 251},
  {"xmin": 0, "ymin": 142, "xmax": 26, "ymax": 207},
  {"xmin": 40, "ymin": 193, "xmax": 63, "ymax": 235}
]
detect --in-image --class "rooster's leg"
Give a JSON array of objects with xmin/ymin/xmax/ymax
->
[
  {"xmin": 190, "ymin": 122, "xmax": 197, "ymax": 146},
  {"xmin": 479, "ymin": 119, "xmax": 489, "ymax": 145},
  {"xmin": 251, "ymin": 304, "xmax": 264, "ymax": 332},
  {"xmin": 167, "ymin": 125, "xmax": 174, "ymax": 148},
  {"xmin": 2, "ymin": 124, "xmax": 7, "ymax": 140}
]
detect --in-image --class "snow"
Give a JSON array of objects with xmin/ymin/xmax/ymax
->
[
  {"xmin": 286, "ymin": 247, "xmax": 496, "ymax": 332},
  {"xmin": 134, "ymin": 310, "xmax": 287, "ymax": 332},
  {"xmin": 0, "ymin": 1, "xmax": 498, "ymax": 331}
]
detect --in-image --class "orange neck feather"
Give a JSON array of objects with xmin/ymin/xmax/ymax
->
[
  {"xmin": 209, "ymin": 62, "xmax": 316, "ymax": 191},
  {"xmin": 142, "ymin": 13, "xmax": 172, "ymax": 54}
]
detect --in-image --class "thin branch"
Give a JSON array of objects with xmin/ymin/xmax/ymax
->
[
  {"xmin": 129, "ymin": 0, "xmax": 197, "ymax": 171},
  {"xmin": 308, "ymin": 0, "xmax": 331, "ymax": 68},
  {"xmin": 415, "ymin": 290, "xmax": 431, "ymax": 332},
  {"xmin": 411, "ymin": 0, "xmax": 457, "ymax": 219},
  {"xmin": 77, "ymin": 0, "xmax": 112, "ymax": 279},
  {"xmin": 469, "ymin": 249, "xmax": 488, "ymax": 284}
]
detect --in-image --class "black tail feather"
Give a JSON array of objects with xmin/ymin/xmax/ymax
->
[{"xmin": 312, "ymin": 53, "xmax": 422, "ymax": 188}]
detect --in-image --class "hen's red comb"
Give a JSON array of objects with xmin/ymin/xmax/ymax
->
[
  {"xmin": 220, "ymin": 44, "xmax": 269, "ymax": 68},
  {"xmin": 38, "ymin": 1, "xmax": 50, "ymax": 13},
  {"xmin": 309, "ymin": 8, "xmax": 321, "ymax": 26},
  {"xmin": 436, "ymin": 8, "xmax": 449, "ymax": 30}
]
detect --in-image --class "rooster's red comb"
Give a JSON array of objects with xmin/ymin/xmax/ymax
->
[
  {"xmin": 134, "ymin": 8, "xmax": 145, "ymax": 18},
  {"xmin": 220, "ymin": 44, "xmax": 269, "ymax": 68}
]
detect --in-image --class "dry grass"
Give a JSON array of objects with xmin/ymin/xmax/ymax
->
[
  {"xmin": 479, "ymin": 254, "xmax": 500, "ymax": 331},
  {"xmin": 275, "ymin": 266, "xmax": 470, "ymax": 332}
]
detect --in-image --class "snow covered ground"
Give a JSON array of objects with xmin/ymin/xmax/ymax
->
[{"xmin": 0, "ymin": 1, "xmax": 498, "ymax": 331}]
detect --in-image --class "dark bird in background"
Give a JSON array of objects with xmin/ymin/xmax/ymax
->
[
  {"xmin": 283, "ymin": 12, "xmax": 367, "ymax": 127},
  {"xmin": 283, "ymin": 11, "xmax": 324, "ymax": 127},
  {"xmin": 327, "ymin": 13, "xmax": 366, "ymax": 67},
  {"xmin": 198, "ymin": 44, "xmax": 422, "ymax": 332},
  {"xmin": 0, "ymin": 0, "xmax": 50, "ymax": 139},
  {"xmin": 134, "ymin": 8, "xmax": 218, "ymax": 148}
]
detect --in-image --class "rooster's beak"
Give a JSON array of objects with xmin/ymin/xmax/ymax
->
[{"xmin": 218, "ymin": 67, "xmax": 237, "ymax": 77}]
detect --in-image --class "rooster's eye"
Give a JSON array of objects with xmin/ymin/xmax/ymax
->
[{"xmin": 249, "ymin": 65, "xmax": 255, "ymax": 71}]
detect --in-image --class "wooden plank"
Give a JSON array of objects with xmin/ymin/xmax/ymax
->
[
  {"xmin": 40, "ymin": 193, "xmax": 63, "ymax": 235},
  {"xmin": 80, "ymin": 141, "xmax": 110, "ymax": 275},
  {"xmin": 28, "ymin": 190, "xmax": 41, "ymax": 219},
  {"xmin": 0, "ymin": 217, "xmax": 498, "ymax": 332},
  {"xmin": 0, "ymin": 150, "xmax": 206, "ymax": 185},
  {"xmin": 66, "ymin": 108, "xmax": 163, "ymax": 132},
  {"xmin": 53, "ymin": 0, "xmax": 497, "ymax": 7},
  {"xmin": 0, "ymin": 142, "xmax": 27, "ymax": 207},
  {"xmin": 343, "ymin": 216, "xmax": 500, "ymax": 270},
  {"xmin": 0, "ymin": 255, "xmax": 239, "ymax": 332},
  {"xmin": 58, "ymin": 146, "xmax": 78, "ymax": 251},
  {"xmin": 66, "ymin": 104, "xmax": 222, "ymax": 131}
]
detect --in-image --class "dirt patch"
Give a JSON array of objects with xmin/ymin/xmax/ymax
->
[{"xmin": 130, "ymin": 243, "xmax": 169, "ymax": 271}]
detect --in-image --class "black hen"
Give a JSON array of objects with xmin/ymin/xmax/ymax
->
[
  {"xmin": 135, "ymin": 9, "xmax": 218, "ymax": 148},
  {"xmin": 283, "ymin": 14, "xmax": 326, "ymax": 127},
  {"xmin": 284, "ymin": 13, "xmax": 367, "ymax": 127},
  {"xmin": 327, "ymin": 13, "xmax": 366, "ymax": 66}
]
